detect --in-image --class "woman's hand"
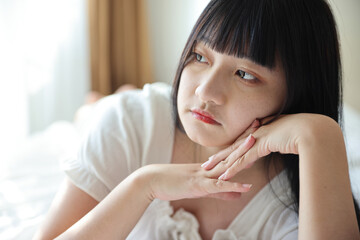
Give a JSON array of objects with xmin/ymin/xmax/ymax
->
[
  {"xmin": 201, "ymin": 113, "xmax": 359, "ymax": 239},
  {"xmin": 131, "ymin": 118, "xmax": 264, "ymax": 202},
  {"xmin": 134, "ymin": 163, "xmax": 253, "ymax": 202},
  {"xmin": 201, "ymin": 113, "xmax": 334, "ymax": 180}
]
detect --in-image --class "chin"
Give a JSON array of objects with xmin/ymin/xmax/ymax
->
[
  {"xmin": 185, "ymin": 127, "xmax": 232, "ymax": 148},
  {"xmin": 180, "ymin": 112, "xmax": 237, "ymax": 147}
]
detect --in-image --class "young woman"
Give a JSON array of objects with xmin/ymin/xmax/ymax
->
[{"xmin": 34, "ymin": 0, "xmax": 360, "ymax": 239}]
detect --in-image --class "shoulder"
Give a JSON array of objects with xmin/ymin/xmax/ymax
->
[
  {"xmin": 83, "ymin": 82, "xmax": 174, "ymax": 164},
  {"xmin": 89, "ymin": 82, "xmax": 172, "ymax": 131},
  {"xmin": 62, "ymin": 82, "xmax": 175, "ymax": 201}
]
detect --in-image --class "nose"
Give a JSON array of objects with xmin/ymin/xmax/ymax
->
[{"xmin": 195, "ymin": 68, "xmax": 227, "ymax": 105}]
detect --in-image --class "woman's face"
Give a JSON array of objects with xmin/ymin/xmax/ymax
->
[{"xmin": 177, "ymin": 41, "xmax": 287, "ymax": 147}]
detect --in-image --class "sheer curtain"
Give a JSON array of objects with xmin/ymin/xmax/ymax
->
[
  {"xmin": 0, "ymin": 0, "xmax": 89, "ymax": 161},
  {"xmin": 0, "ymin": 1, "xmax": 89, "ymax": 238}
]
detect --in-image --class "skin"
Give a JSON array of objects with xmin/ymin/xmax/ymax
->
[
  {"xmin": 33, "ymin": 43, "xmax": 359, "ymax": 240},
  {"xmin": 204, "ymin": 114, "xmax": 360, "ymax": 239},
  {"xmin": 177, "ymin": 42, "xmax": 286, "ymax": 153}
]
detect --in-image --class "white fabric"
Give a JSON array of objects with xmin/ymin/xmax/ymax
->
[
  {"xmin": 62, "ymin": 82, "xmax": 175, "ymax": 201},
  {"xmin": 62, "ymin": 82, "xmax": 298, "ymax": 239},
  {"xmin": 129, "ymin": 170, "xmax": 298, "ymax": 240}
]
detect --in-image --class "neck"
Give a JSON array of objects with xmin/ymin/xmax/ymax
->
[
  {"xmin": 194, "ymin": 142, "xmax": 229, "ymax": 164},
  {"xmin": 173, "ymin": 128, "xmax": 284, "ymax": 189}
]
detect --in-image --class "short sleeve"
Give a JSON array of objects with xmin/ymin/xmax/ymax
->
[{"xmin": 61, "ymin": 83, "xmax": 174, "ymax": 202}]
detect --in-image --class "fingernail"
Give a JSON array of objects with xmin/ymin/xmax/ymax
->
[
  {"xmin": 201, "ymin": 161, "xmax": 209, "ymax": 168},
  {"xmin": 251, "ymin": 119, "xmax": 260, "ymax": 128},
  {"xmin": 244, "ymin": 134, "xmax": 253, "ymax": 145},
  {"xmin": 218, "ymin": 172, "xmax": 227, "ymax": 180},
  {"xmin": 242, "ymin": 184, "xmax": 252, "ymax": 188},
  {"xmin": 201, "ymin": 156, "xmax": 213, "ymax": 168}
]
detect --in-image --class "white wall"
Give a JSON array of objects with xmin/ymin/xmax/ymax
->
[
  {"xmin": 329, "ymin": 0, "xmax": 360, "ymax": 113},
  {"xmin": 146, "ymin": 0, "xmax": 209, "ymax": 84}
]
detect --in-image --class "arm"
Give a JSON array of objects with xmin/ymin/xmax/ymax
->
[
  {"xmin": 201, "ymin": 114, "xmax": 359, "ymax": 239},
  {"xmin": 36, "ymin": 163, "xmax": 251, "ymax": 239},
  {"xmin": 33, "ymin": 178, "xmax": 99, "ymax": 240},
  {"xmin": 34, "ymin": 173, "xmax": 152, "ymax": 240},
  {"xmin": 54, "ymin": 168, "xmax": 153, "ymax": 240},
  {"xmin": 297, "ymin": 116, "xmax": 359, "ymax": 239},
  {"xmin": 34, "ymin": 116, "xmax": 258, "ymax": 239}
]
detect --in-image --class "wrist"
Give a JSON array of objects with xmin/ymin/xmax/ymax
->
[
  {"xmin": 297, "ymin": 114, "xmax": 344, "ymax": 156},
  {"xmin": 129, "ymin": 165, "xmax": 157, "ymax": 202}
]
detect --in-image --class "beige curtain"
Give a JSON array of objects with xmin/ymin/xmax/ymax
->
[{"xmin": 88, "ymin": 0, "xmax": 153, "ymax": 95}]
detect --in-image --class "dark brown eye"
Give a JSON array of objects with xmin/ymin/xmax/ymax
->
[{"xmin": 236, "ymin": 70, "xmax": 256, "ymax": 80}]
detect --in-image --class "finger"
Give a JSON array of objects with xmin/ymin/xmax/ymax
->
[
  {"xmin": 235, "ymin": 119, "xmax": 261, "ymax": 143},
  {"xmin": 219, "ymin": 134, "xmax": 256, "ymax": 171},
  {"xmin": 201, "ymin": 146, "xmax": 236, "ymax": 170},
  {"xmin": 202, "ymin": 134, "xmax": 256, "ymax": 172},
  {"xmin": 206, "ymin": 134, "xmax": 256, "ymax": 178},
  {"xmin": 202, "ymin": 120, "xmax": 260, "ymax": 170},
  {"xmin": 205, "ymin": 178, "xmax": 252, "ymax": 194},
  {"xmin": 206, "ymin": 192, "xmax": 242, "ymax": 201},
  {"xmin": 243, "ymin": 119, "xmax": 261, "ymax": 135},
  {"xmin": 218, "ymin": 141, "xmax": 270, "ymax": 181}
]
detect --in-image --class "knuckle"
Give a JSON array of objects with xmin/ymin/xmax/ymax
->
[
  {"xmin": 188, "ymin": 175, "xmax": 199, "ymax": 188},
  {"xmin": 233, "ymin": 182, "xmax": 242, "ymax": 189},
  {"xmin": 230, "ymin": 143, "xmax": 238, "ymax": 151},
  {"xmin": 227, "ymin": 153, "xmax": 240, "ymax": 167},
  {"xmin": 214, "ymin": 179, "xmax": 224, "ymax": 188},
  {"xmin": 235, "ymin": 155, "xmax": 245, "ymax": 167},
  {"xmin": 200, "ymin": 179, "xmax": 213, "ymax": 195},
  {"xmin": 220, "ymin": 158, "xmax": 230, "ymax": 167}
]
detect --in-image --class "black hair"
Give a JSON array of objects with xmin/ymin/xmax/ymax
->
[{"xmin": 171, "ymin": 0, "xmax": 360, "ymax": 228}]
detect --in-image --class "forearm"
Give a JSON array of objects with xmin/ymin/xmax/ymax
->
[
  {"xmin": 298, "ymin": 119, "xmax": 359, "ymax": 239},
  {"xmin": 56, "ymin": 168, "xmax": 153, "ymax": 240}
]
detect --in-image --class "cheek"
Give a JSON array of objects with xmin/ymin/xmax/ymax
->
[
  {"xmin": 224, "ymin": 100, "xmax": 260, "ymax": 137},
  {"xmin": 225, "ymin": 90, "xmax": 285, "ymax": 136},
  {"xmin": 177, "ymin": 69, "xmax": 196, "ymax": 107}
]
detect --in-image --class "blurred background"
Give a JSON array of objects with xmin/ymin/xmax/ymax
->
[
  {"xmin": 0, "ymin": 0, "xmax": 209, "ymax": 159},
  {"xmin": 0, "ymin": 0, "xmax": 359, "ymax": 239}
]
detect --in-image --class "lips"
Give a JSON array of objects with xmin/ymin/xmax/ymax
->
[{"xmin": 191, "ymin": 109, "xmax": 221, "ymax": 125}]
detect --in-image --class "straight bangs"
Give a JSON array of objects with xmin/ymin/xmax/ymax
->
[{"xmin": 194, "ymin": 0, "xmax": 278, "ymax": 69}]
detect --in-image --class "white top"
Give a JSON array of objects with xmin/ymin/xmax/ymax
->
[{"xmin": 62, "ymin": 82, "xmax": 299, "ymax": 239}]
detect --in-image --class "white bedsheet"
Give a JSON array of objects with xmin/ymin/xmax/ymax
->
[
  {"xmin": 1, "ymin": 105, "xmax": 360, "ymax": 240},
  {"xmin": 0, "ymin": 122, "xmax": 79, "ymax": 240}
]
